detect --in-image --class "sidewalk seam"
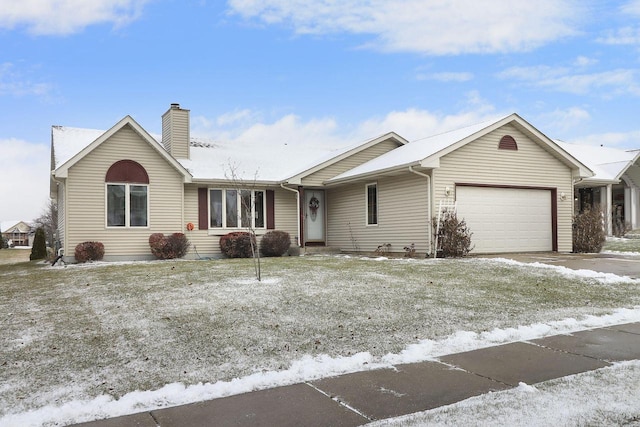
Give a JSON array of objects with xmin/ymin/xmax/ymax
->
[{"xmin": 304, "ymin": 381, "xmax": 373, "ymax": 422}]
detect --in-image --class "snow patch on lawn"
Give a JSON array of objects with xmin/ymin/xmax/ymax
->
[
  {"xmin": 485, "ymin": 257, "xmax": 638, "ymax": 283},
  {"xmin": 4, "ymin": 308, "xmax": 640, "ymax": 427}
]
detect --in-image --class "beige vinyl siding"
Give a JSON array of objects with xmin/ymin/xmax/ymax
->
[
  {"xmin": 433, "ymin": 124, "xmax": 574, "ymax": 252},
  {"xmin": 65, "ymin": 125, "xmax": 185, "ymax": 261},
  {"xmin": 301, "ymin": 140, "xmax": 400, "ymax": 187},
  {"xmin": 183, "ymin": 185, "xmax": 299, "ymax": 258},
  {"xmin": 327, "ymin": 174, "xmax": 430, "ymax": 254},
  {"xmin": 161, "ymin": 108, "xmax": 190, "ymax": 159}
]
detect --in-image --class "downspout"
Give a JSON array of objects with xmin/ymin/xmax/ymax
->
[
  {"xmin": 51, "ymin": 172, "xmax": 66, "ymax": 262},
  {"xmin": 280, "ymin": 183, "xmax": 301, "ymax": 247},
  {"xmin": 408, "ymin": 166, "xmax": 432, "ymax": 256}
]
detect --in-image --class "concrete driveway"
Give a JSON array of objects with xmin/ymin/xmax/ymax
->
[{"xmin": 482, "ymin": 252, "xmax": 640, "ymax": 279}]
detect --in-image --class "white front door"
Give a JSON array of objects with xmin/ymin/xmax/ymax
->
[{"xmin": 305, "ymin": 190, "xmax": 325, "ymax": 242}]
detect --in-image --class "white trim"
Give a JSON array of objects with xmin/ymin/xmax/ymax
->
[
  {"xmin": 207, "ymin": 188, "xmax": 267, "ymax": 232},
  {"xmin": 105, "ymin": 183, "xmax": 150, "ymax": 229},
  {"xmin": 365, "ymin": 182, "xmax": 378, "ymax": 226},
  {"xmin": 54, "ymin": 116, "xmax": 192, "ymax": 182},
  {"xmin": 287, "ymin": 132, "xmax": 408, "ymax": 184}
]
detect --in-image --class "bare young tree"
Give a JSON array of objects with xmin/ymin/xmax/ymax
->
[
  {"xmin": 32, "ymin": 200, "xmax": 58, "ymax": 249},
  {"xmin": 225, "ymin": 163, "xmax": 262, "ymax": 281}
]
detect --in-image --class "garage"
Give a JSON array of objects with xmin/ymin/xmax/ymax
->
[{"xmin": 455, "ymin": 185, "xmax": 554, "ymax": 253}]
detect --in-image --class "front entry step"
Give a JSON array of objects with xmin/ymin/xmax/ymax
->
[{"xmin": 303, "ymin": 246, "xmax": 342, "ymax": 255}]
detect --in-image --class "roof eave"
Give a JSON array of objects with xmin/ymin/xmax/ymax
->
[{"xmin": 324, "ymin": 161, "xmax": 422, "ymax": 186}]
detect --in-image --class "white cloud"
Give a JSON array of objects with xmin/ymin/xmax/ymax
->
[
  {"xmin": 498, "ymin": 65, "xmax": 640, "ymax": 96},
  {"xmin": 193, "ymin": 112, "xmax": 344, "ymax": 148},
  {"xmin": 0, "ymin": 0, "xmax": 150, "ymax": 35},
  {"xmin": 622, "ymin": 0, "xmax": 640, "ymax": 16},
  {"xmin": 539, "ymin": 107, "xmax": 591, "ymax": 133},
  {"xmin": 574, "ymin": 56, "xmax": 598, "ymax": 67},
  {"xmin": 571, "ymin": 130, "xmax": 640, "ymax": 148},
  {"xmin": 597, "ymin": 26, "xmax": 640, "ymax": 45},
  {"xmin": 416, "ymin": 71, "xmax": 474, "ymax": 82},
  {"xmin": 0, "ymin": 138, "xmax": 50, "ymax": 222},
  {"xmin": 228, "ymin": 0, "xmax": 582, "ymax": 55},
  {"xmin": 0, "ymin": 62, "xmax": 52, "ymax": 97}
]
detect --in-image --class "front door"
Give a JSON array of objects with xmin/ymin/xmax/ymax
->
[{"xmin": 305, "ymin": 190, "xmax": 325, "ymax": 243}]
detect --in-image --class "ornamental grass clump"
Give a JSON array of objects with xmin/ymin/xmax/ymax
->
[
  {"xmin": 149, "ymin": 233, "xmax": 190, "ymax": 259},
  {"xmin": 573, "ymin": 206, "xmax": 606, "ymax": 253},
  {"xmin": 219, "ymin": 231, "xmax": 256, "ymax": 258},
  {"xmin": 74, "ymin": 241, "xmax": 105, "ymax": 263},
  {"xmin": 260, "ymin": 230, "xmax": 291, "ymax": 257}
]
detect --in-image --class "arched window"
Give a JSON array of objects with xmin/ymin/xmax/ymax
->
[
  {"xmin": 498, "ymin": 135, "xmax": 518, "ymax": 150},
  {"xmin": 105, "ymin": 160, "xmax": 149, "ymax": 227}
]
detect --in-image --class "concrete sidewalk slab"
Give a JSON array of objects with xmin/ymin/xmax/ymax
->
[
  {"xmin": 72, "ymin": 412, "xmax": 157, "ymax": 427},
  {"xmin": 532, "ymin": 327, "xmax": 640, "ymax": 362},
  {"xmin": 310, "ymin": 361, "xmax": 509, "ymax": 421},
  {"xmin": 440, "ymin": 341, "xmax": 609, "ymax": 387},
  {"xmin": 150, "ymin": 383, "xmax": 367, "ymax": 427},
  {"xmin": 607, "ymin": 322, "xmax": 640, "ymax": 335}
]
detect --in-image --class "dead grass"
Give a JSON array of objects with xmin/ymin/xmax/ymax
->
[
  {"xmin": 603, "ymin": 237, "xmax": 640, "ymax": 253},
  {"xmin": 1, "ymin": 255, "xmax": 638, "ymax": 419},
  {"xmin": 0, "ymin": 248, "xmax": 31, "ymax": 265}
]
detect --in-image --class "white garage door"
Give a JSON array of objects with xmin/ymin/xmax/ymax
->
[{"xmin": 455, "ymin": 186, "xmax": 552, "ymax": 253}]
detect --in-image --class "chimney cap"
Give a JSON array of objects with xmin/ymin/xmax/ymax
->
[{"xmin": 170, "ymin": 103, "xmax": 180, "ymax": 109}]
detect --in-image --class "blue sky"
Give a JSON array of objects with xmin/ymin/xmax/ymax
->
[{"xmin": 2, "ymin": 0, "xmax": 640, "ymax": 223}]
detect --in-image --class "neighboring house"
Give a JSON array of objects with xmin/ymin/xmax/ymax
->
[
  {"xmin": 1, "ymin": 221, "xmax": 32, "ymax": 247},
  {"xmin": 50, "ymin": 104, "xmax": 592, "ymax": 262},
  {"xmin": 555, "ymin": 141, "xmax": 640, "ymax": 236}
]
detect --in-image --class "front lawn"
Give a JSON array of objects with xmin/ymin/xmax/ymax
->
[
  {"xmin": 603, "ymin": 236, "xmax": 640, "ymax": 253},
  {"xmin": 1, "ymin": 255, "xmax": 639, "ymax": 425}
]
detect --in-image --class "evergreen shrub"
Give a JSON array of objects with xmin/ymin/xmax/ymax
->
[
  {"xmin": 30, "ymin": 227, "xmax": 47, "ymax": 260},
  {"xmin": 74, "ymin": 241, "xmax": 105, "ymax": 263},
  {"xmin": 260, "ymin": 230, "xmax": 291, "ymax": 257},
  {"xmin": 219, "ymin": 232, "xmax": 256, "ymax": 258},
  {"xmin": 149, "ymin": 233, "xmax": 190, "ymax": 259}
]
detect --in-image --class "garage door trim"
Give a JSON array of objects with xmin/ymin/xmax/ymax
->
[{"xmin": 456, "ymin": 183, "xmax": 558, "ymax": 252}]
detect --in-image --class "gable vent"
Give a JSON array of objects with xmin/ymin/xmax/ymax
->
[{"xmin": 499, "ymin": 135, "xmax": 518, "ymax": 150}]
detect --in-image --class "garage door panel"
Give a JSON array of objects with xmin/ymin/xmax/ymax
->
[{"xmin": 455, "ymin": 186, "xmax": 552, "ymax": 253}]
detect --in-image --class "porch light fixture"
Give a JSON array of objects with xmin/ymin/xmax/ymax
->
[
  {"xmin": 445, "ymin": 186, "xmax": 451, "ymax": 196},
  {"xmin": 560, "ymin": 192, "xmax": 567, "ymax": 201}
]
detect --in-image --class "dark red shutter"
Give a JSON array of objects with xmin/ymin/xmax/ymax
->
[
  {"xmin": 266, "ymin": 190, "xmax": 275, "ymax": 229},
  {"xmin": 198, "ymin": 188, "xmax": 208, "ymax": 230}
]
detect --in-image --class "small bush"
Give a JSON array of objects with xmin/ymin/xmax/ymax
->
[
  {"xmin": 74, "ymin": 241, "xmax": 105, "ymax": 263},
  {"xmin": 260, "ymin": 230, "xmax": 291, "ymax": 257},
  {"xmin": 149, "ymin": 232, "xmax": 190, "ymax": 259},
  {"xmin": 30, "ymin": 227, "xmax": 47, "ymax": 261},
  {"xmin": 220, "ymin": 232, "xmax": 256, "ymax": 258},
  {"xmin": 432, "ymin": 212, "xmax": 473, "ymax": 257},
  {"xmin": 573, "ymin": 206, "xmax": 606, "ymax": 253}
]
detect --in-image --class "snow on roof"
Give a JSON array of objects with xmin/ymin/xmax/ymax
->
[
  {"xmin": 180, "ymin": 138, "xmax": 342, "ymax": 182},
  {"xmin": 329, "ymin": 115, "xmax": 507, "ymax": 182},
  {"xmin": 51, "ymin": 125, "xmax": 345, "ymax": 182},
  {"xmin": 1, "ymin": 221, "xmax": 30, "ymax": 233},
  {"xmin": 52, "ymin": 126, "xmax": 106, "ymax": 169},
  {"xmin": 555, "ymin": 140, "xmax": 638, "ymax": 182}
]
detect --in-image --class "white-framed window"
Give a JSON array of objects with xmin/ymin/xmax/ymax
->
[
  {"xmin": 106, "ymin": 183, "xmax": 149, "ymax": 227},
  {"xmin": 209, "ymin": 189, "xmax": 266, "ymax": 229},
  {"xmin": 366, "ymin": 182, "xmax": 378, "ymax": 226}
]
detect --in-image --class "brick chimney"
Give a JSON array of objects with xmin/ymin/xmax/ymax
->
[{"xmin": 161, "ymin": 103, "xmax": 190, "ymax": 159}]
